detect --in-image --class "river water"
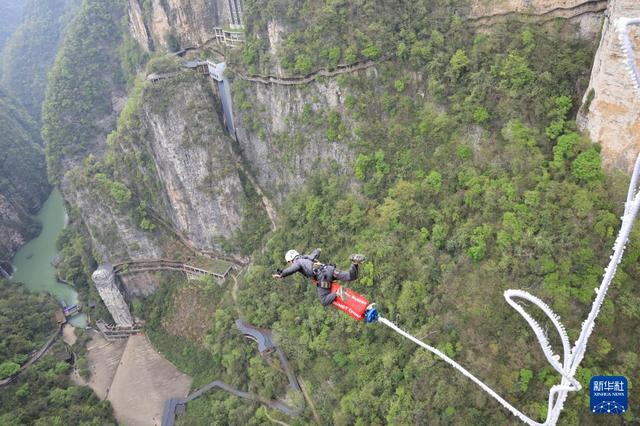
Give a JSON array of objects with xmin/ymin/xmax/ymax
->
[{"xmin": 10, "ymin": 188, "xmax": 87, "ymax": 327}]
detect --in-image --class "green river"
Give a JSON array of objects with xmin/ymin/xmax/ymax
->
[{"xmin": 10, "ymin": 188, "xmax": 87, "ymax": 327}]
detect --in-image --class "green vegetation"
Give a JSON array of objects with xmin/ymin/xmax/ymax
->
[
  {"xmin": 12, "ymin": 0, "xmax": 636, "ymax": 424},
  {"xmin": 0, "ymin": 280, "xmax": 116, "ymax": 424},
  {"xmin": 0, "ymin": 89, "xmax": 50, "ymax": 260},
  {"xmin": 139, "ymin": 274, "xmax": 290, "ymax": 425},
  {"xmin": 224, "ymin": 170, "xmax": 272, "ymax": 255},
  {"xmin": 56, "ymin": 218, "xmax": 111, "ymax": 321},
  {"xmin": 1, "ymin": 0, "xmax": 80, "ymax": 123},
  {"xmin": 139, "ymin": 8, "xmax": 640, "ymax": 426},
  {"xmin": 42, "ymin": 0, "xmax": 127, "ymax": 183},
  {"xmin": 0, "ymin": 281, "xmax": 57, "ymax": 369},
  {"xmin": 237, "ymin": 0, "xmax": 406, "ymax": 74}
]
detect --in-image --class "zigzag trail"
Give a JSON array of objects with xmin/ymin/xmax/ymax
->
[{"xmin": 378, "ymin": 18, "xmax": 640, "ymax": 425}]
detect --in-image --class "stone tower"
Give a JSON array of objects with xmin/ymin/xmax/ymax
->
[{"xmin": 92, "ymin": 264, "xmax": 133, "ymax": 327}]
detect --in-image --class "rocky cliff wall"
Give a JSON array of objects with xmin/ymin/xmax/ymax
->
[
  {"xmin": 61, "ymin": 177, "xmax": 164, "ymax": 263},
  {"xmin": 471, "ymin": 0, "xmax": 599, "ymax": 16},
  {"xmin": 127, "ymin": 0, "xmax": 151, "ymax": 52},
  {"xmin": 233, "ymin": 76, "xmax": 357, "ymax": 205},
  {"xmin": 63, "ymin": 71, "xmax": 249, "ymax": 261},
  {"xmin": 578, "ymin": 0, "xmax": 640, "ymax": 171},
  {"xmin": 138, "ymin": 74, "xmax": 245, "ymax": 250},
  {"xmin": 0, "ymin": 194, "xmax": 36, "ymax": 262},
  {"xmin": 131, "ymin": 0, "xmax": 234, "ymax": 51}
]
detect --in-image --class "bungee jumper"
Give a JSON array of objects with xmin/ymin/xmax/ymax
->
[{"xmin": 272, "ymin": 249, "xmax": 378, "ymax": 322}]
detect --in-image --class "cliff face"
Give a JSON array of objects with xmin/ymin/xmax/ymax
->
[
  {"xmin": 0, "ymin": 195, "xmax": 29, "ymax": 262},
  {"xmin": 61, "ymin": 177, "xmax": 164, "ymax": 263},
  {"xmin": 130, "ymin": 0, "xmax": 239, "ymax": 50},
  {"xmin": 127, "ymin": 0, "xmax": 151, "ymax": 52},
  {"xmin": 578, "ymin": 0, "xmax": 640, "ymax": 171},
  {"xmin": 138, "ymin": 74, "xmax": 245, "ymax": 249},
  {"xmin": 233, "ymin": 77, "xmax": 356, "ymax": 205},
  {"xmin": 470, "ymin": 0, "xmax": 601, "ymax": 16}
]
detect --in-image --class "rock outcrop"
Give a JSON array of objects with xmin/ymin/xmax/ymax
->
[
  {"xmin": 127, "ymin": 0, "xmax": 151, "ymax": 52},
  {"xmin": 139, "ymin": 74, "xmax": 245, "ymax": 250},
  {"xmin": 136, "ymin": 0, "xmax": 241, "ymax": 50},
  {"xmin": 578, "ymin": 0, "xmax": 640, "ymax": 171},
  {"xmin": 234, "ymin": 76, "xmax": 357, "ymax": 205}
]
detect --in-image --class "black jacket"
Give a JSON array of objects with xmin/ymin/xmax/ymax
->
[{"xmin": 280, "ymin": 249, "xmax": 321, "ymax": 279}]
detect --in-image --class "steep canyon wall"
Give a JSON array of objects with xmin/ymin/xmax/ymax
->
[{"xmin": 578, "ymin": 0, "xmax": 640, "ymax": 171}]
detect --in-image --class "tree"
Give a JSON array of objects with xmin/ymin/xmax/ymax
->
[
  {"xmin": 0, "ymin": 361, "xmax": 20, "ymax": 379},
  {"xmin": 571, "ymin": 148, "xmax": 603, "ymax": 182},
  {"xmin": 449, "ymin": 49, "xmax": 469, "ymax": 80}
]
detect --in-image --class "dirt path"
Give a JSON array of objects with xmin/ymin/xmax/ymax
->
[
  {"xmin": 263, "ymin": 410, "xmax": 291, "ymax": 426},
  {"xmin": 298, "ymin": 377, "xmax": 321, "ymax": 425},
  {"xmin": 232, "ymin": 273, "xmax": 239, "ymax": 306}
]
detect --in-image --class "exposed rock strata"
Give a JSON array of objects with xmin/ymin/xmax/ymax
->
[
  {"xmin": 128, "ymin": 0, "xmax": 151, "ymax": 52},
  {"xmin": 139, "ymin": 75, "xmax": 245, "ymax": 250},
  {"xmin": 61, "ymin": 181, "xmax": 163, "ymax": 263},
  {"xmin": 578, "ymin": 0, "xmax": 640, "ymax": 171},
  {"xmin": 143, "ymin": 0, "xmax": 235, "ymax": 50}
]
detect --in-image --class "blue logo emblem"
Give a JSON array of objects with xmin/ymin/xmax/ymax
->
[{"xmin": 590, "ymin": 376, "xmax": 628, "ymax": 414}]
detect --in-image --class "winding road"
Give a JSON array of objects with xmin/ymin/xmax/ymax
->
[{"xmin": 161, "ymin": 319, "xmax": 304, "ymax": 426}]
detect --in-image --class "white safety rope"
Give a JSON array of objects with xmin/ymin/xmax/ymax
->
[
  {"xmin": 376, "ymin": 17, "xmax": 640, "ymax": 426},
  {"xmin": 379, "ymin": 155, "xmax": 640, "ymax": 424}
]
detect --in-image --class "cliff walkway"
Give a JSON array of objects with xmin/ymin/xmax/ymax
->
[
  {"xmin": 467, "ymin": 0, "xmax": 607, "ymax": 28},
  {"xmin": 238, "ymin": 58, "xmax": 377, "ymax": 86},
  {"xmin": 112, "ymin": 258, "xmax": 234, "ymax": 281},
  {"xmin": 161, "ymin": 319, "xmax": 303, "ymax": 426}
]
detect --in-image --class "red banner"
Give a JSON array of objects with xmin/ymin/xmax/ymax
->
[{"xmin": 330, "ymin": 282, "xmax": 370, "ymax": 321}]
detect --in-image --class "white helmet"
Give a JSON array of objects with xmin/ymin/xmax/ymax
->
[{"xmin": 285, "ymin": 249, "xmax": 299, "ymax": 262}]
